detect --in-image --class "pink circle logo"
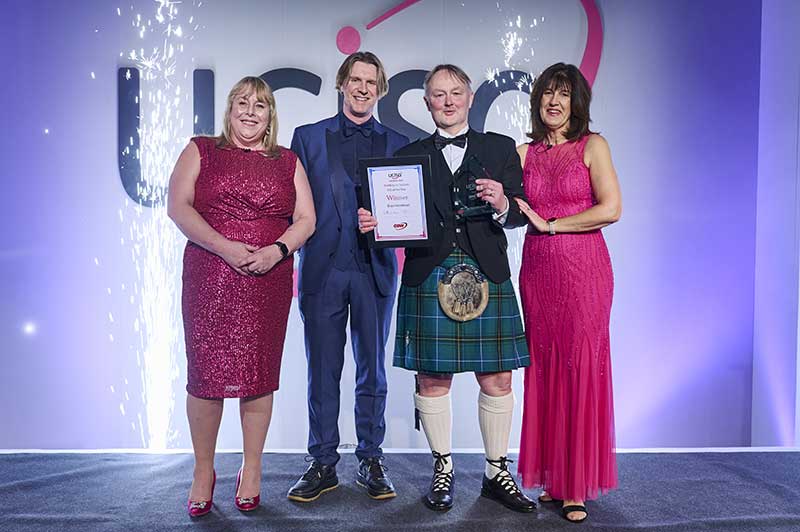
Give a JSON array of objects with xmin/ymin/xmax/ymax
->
[{"xmin": 336, "ymin": 26, "xmax": 361, "ymax": 54}]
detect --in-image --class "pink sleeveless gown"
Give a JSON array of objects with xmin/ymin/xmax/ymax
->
[
  {"xmin": 182, "ymin": 137, "xmax": 296, "ymax": 399},
  {"xmin": 517, "ymin": 135, "xmax": 617, "ymax": 501}
]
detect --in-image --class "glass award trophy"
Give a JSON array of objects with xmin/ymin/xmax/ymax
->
[{"xmin": 451, "ymin": 154, "xmax": 495, "ymax": 220}]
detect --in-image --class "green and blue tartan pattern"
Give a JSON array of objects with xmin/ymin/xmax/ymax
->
[{"xmin": 393, "ymin": 249, "xmax": 530, "ymax": 373}]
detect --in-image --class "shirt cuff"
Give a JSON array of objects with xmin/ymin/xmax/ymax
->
[{"xmin": 492, "ymin": 195, "xmax": 510, "ymax": 225}]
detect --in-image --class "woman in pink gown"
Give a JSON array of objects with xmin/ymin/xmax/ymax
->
[
  {"xmin": 168, "ymin": 77, "xmax": 315, "ymax": 516},
  {"xmin": 515, "ymin": 63, "xmax": 622, "ymax": 523}
]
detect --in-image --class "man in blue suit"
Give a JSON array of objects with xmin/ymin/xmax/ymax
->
[{"xmin": 287, "ymin": 51, "xmax": 409, "ymax": 502}]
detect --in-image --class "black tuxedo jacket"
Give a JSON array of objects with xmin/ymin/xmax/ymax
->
[{"xmin": 395, "ymin": 129, "xmax": 528, "ymax": 286}]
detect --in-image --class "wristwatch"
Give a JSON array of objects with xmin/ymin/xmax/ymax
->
[
  {"xmin": 547, "ymin": 218, "xmax": 557, "ymax": 235},
  {"xmin": 274, "ymin": 240, "xmax": 290, "ymax": 258}
]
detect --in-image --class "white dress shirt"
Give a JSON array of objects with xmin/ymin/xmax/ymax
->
[{"xmin": 437, "ymin": 125, "xmax": 469, "ymax": 175}]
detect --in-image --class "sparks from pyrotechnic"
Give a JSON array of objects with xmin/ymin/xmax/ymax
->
[
  {"xmin": 110, "ymin": 0, "xmax": 200, "ymax": 450},
  {"xmin": 491, "ymin": 5, "xmax": 548, "ymax": 279}
]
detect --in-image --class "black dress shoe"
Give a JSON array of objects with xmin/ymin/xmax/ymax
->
[
  {"xmin": 481, "ymin": 457, "xmax": 536, "ymax": 513},
  {"xmin": 287, "ymin": 460, "xmax": 339, "ymax": 502},
  {"xmin": 423, "ymin": 451, "xmax": 454, "ymax": 511},
  {"xmin": 356, "ymin": 457, "xmax": 396, "ymax": 500}
]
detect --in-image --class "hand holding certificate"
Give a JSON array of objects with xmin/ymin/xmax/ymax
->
[{"xmin": 358, "ymin": 155, "xmax": 433, "ymax": 248}]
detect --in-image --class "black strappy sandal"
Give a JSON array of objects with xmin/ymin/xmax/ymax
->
[{"xmin": 562, "ymin": 504, "xmax": 588, "ymax": 523}]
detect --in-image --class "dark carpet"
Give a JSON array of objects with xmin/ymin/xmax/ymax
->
[{"xmin": 0, "ymin": 452, "xmax": 799, "ymax": 531}]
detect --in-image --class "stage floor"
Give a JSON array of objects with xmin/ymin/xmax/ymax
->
[{"xmin": 1, "ymin": 451, "xmax": 799, "ymax": 531}]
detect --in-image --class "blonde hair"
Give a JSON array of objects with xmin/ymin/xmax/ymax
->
[
  {"xmin": 218, "ymin": 76, "xmax": 280, "ymax": 157},
  {"xmin": 335, "ymin": 51, "xmax": 389, "ymax": 98}
]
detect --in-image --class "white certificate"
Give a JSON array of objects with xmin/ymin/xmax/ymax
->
[{"xmin": 367, "ymin": 164, "xmax": 429, "ymax": 243}]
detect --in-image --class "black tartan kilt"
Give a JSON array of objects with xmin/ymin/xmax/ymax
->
[{"xmin": 393, "ymin": 248, "xmax": 530, "ymax": 374}]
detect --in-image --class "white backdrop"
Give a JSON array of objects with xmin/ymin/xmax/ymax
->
[
  {"xmin": 0, "ymin": 0, "xmax": 768, "ymax": 450},
  {"xmin": 176, "ymin": 0, "xmax": 589, "ymax": 452}
]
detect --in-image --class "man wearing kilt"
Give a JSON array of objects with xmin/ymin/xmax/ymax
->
[{"xmin": 358, "ymin": 64, "xmax": 534, "ymax": 513}]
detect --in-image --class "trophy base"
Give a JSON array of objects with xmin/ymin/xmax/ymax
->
[{"xmin": 459, "ymin": 204, "xmax": 495, "ymax": 218}]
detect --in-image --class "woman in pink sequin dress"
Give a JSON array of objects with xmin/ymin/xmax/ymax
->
[
  {"xmin": 515, "ymin": 63, "xmax": 622, "ymax": 523},
  {"xmin": 167, "ymin": 77, "xmax": 315, "ymax": 516}
]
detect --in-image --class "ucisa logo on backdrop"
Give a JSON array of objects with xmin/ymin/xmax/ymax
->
[
  {"xmin": 116, "ymin": 66, "xmax": 532, "ymax": 206},
  {"xmin": 115, "ymin": 0, "xmax": 602, "ymax": 205}
]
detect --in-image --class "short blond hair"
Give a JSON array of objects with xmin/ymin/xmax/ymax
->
[
  {"xmin": 218, "ymin": 76, "xmax": 280, "ymax": 157},
  {"xmin": 335, "ymin": 51, "xmax": 389, "ymax": 98}
]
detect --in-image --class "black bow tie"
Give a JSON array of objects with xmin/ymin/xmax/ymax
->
[
  {"xmin": 434, "ymin": 132, "xmax": 468, "ymax": 150},
  {"xmin": 343, "ymin": 120, "xmax": 374, "ymax": 138}
]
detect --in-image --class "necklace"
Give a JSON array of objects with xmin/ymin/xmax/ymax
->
[{"xmin": 544, "ymin": 132, "xmax": 567, "ymax": 150}]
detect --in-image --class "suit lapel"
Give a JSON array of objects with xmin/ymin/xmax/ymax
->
[
  {"xmin": 325, "ymin": 125, "xmax": 346, "ymax": 225},
  {"xmin": 460, "ymin": 129, "xmax": 485, "ymax": 174},
  {"xmin": 421, "ymin": 134, "xmax": 451, "ymax": 219}
]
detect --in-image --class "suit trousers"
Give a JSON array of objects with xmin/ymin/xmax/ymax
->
[{"xmin": 299, "ymin": 266, "xmax": 395, "ymax": 465}]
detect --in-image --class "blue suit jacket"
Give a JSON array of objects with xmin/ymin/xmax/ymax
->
[{"xmin": 291, "ymin": 115, "xmax": 409, "ymax": 296}]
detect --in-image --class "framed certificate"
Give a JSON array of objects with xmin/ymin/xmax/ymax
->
[{"xmin": 359, "ymin": 155, "xmax": 433, "ymax": 248}]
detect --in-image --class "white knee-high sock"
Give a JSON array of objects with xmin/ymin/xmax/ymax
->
[
  {"xmin": 415, "ymin": 392, "xmax": 453, "ymax": 473},
  {"xmin": 478, "ymin": 391, "xmax": 514, "ymax": 478}
]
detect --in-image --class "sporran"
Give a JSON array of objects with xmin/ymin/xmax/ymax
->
[{"xmin": 437, "ymin": 263, "xmax": 489, "ymax": 322}]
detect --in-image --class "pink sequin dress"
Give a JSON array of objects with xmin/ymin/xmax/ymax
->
[
  {"xmin": 517, "ymin": 134, "xmax": 618, "ymax": 501},
  {"xmin": 182, "ymin": 137, "xmax": 296, "ymax": 399}
]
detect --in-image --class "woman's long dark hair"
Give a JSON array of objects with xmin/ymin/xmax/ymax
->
[{"xmin": 527, "ymin": 63, "xmax": 592, "ymax": 143}]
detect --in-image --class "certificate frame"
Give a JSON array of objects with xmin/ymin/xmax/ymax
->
[{"xmin": 359, "ymin": 155, "xmax": 434, "ymax": 248}]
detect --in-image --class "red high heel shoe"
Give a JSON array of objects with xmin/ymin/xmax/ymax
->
[
  {"xmin": 234, "ymin": 467, "xmax": 261, "ymax": 511},
  {"xmin": 187, "ymin": 470, "xmax": 216, "ymax": 518}
]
